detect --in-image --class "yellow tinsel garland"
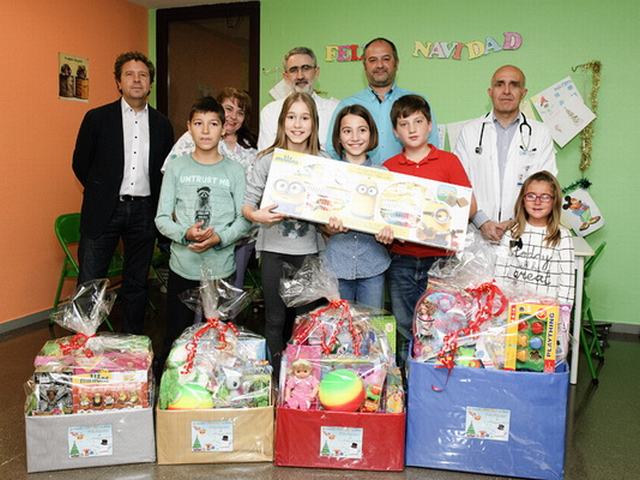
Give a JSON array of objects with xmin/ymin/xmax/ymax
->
[{"xmin": 573, "ymin": 61, "xmax": 602, "ymax": 172}]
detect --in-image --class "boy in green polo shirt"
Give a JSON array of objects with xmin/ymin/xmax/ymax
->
[{"xmin": 155, "ymin": 96, "xmax": 250, "ymax": 357}]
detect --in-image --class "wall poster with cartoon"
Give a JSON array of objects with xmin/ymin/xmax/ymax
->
[
  {"xmin": 261, "ymin": 149, "xmax": 473, "ymax": 251},
  {"xmin": 561, "ymin": 187, "xmax": 604, "ymax": 236}
]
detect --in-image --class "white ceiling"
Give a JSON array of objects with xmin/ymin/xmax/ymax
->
[{"xmin": 129, "ymin": 0, "xmax": 256, "ymax": 8}]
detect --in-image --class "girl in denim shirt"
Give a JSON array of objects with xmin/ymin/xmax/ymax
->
[{"xmin": 323, "ymin": 105, "xmax": 393, "ymax": 308}]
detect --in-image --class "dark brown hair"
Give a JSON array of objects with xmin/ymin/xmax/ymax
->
[
  {"xmin": 113, "ymin": 51, "xmax": 155, "ymax": 84},
  {"xmin": 363, "ymin": 37, "xmax": 399, "ymax": 62},
  {"xmin": 390, "ymin": 94, "xmax": 431, "ymax": 128},
  {"xmin": 216, "ymin": 87, "xmax": 257, "ymax": 149},
  {"xmin": 331, "ymin": 104, "xmax": 379, "ymax": 158},
  {"xmin": 188, "ymin": 96, "xmax": 225, "ymax": 124}
]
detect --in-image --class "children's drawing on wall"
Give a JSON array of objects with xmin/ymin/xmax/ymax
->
[
  {"xmin": 561, "ymin": 188, "xmax": 604, "ymax": 236},
  {"xmin": 58, "ymin": 52, "xmax": 89, "ymax": 102},
  {"xmin": 531, "ymin": 76, "xmax": 595, "ymax": 147}
]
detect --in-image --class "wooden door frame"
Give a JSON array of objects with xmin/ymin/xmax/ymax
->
[{"xmin": 156, "ymin": 1, "xmax": 260, "ymax": 122}]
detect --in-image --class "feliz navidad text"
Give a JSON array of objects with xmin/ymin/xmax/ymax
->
[{"xmin": 325, "ymin": 32, "xmax": 522, "ymax": 62}]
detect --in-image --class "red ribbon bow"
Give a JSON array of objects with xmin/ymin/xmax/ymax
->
[
  {"xmin": 293, "ymin": 299, "xmax": 361, "ymax": 356},
  {"xmin": 181, "ymin": 317, "xmax": 239, "ymax": 374},
  {"xmin": 60, "ymin": 333, "xmax": 96, "ymax": 358},
  {"xmin": 435, "ymin": 282, "xmax": 507, "ymax": 374}
]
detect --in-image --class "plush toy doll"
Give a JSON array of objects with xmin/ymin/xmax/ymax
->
[
  {"xmin": 223, "ymin": 368, "xmax": 243, "ymax": 403},
  {"xmin": 284, "ymin": 359, "xmax": 319, "ymax": 410}
]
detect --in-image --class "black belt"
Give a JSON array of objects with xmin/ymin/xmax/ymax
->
[{"xmin": 119, "ymin": 195, "xmax": 150, "ymax": 202}]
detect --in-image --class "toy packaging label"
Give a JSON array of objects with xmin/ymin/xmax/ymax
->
[
  {"xmin": 275, "ymin": 407, "xmax": 405, "ymax": 471},
  {"xmin": 156, "ymin": 406, "xmax": 273, "ymax": 464},
  {"xmin": 72, "ymin": 369, "xmax": 148, "ymax": 384},
  {"xmin": 505, "ymin": 302, "xmax": 559, "ymax": 373},
  {"xmin": 464, "ymin": 407, "xmax": 510, "ymax": 442},
  {"xmin": 370, "ymin": 315, "xmax": 397, "ymax": 354},
  {"xmin": 261, "ymin": 149, "xmax": 472, "ymax": 251},
  {"xmin": 319, "ymin": 426, "xmax": 363, "ymax": 459},
  {"xmin": 191, "ymin": 420, "xmax": 233, "ymax": 452},
  {"xmin": 67, "ymin": 424, "xmax": 113, "ymax": 458}
]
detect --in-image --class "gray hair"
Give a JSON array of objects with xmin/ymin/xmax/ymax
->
[{"xmin": 283, "ymin": 47, "xmax": 317, "ymax": 70}]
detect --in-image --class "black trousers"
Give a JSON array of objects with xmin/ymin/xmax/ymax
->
[
  {"xmin": 260, "ymin": 251, "xmax": 321, "ymax": 367},
  {"xmin": 78, "ymin": 198, "xmax": 155, "ymax": 334}
]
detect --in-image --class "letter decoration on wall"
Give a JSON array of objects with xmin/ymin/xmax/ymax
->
[{"xmin": 412, "ymin": 32, "xmax": 522, "ymax": 61}]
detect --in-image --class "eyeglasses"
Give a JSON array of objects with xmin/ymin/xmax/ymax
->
[
  {"xmin": 524, "ymin": 193, "xmax": 554, "ymax": 203},
  {"xmin": 287, "ymin": 64, "xmax": 316, "ymax": 75}
]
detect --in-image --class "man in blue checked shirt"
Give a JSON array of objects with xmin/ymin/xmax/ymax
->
[{"xmin": 326, "ymin": 37, "xmax": 439, "ymax": 165}]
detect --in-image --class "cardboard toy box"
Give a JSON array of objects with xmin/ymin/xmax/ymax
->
[
  {"xmin": 25, "ymin": 407, "xmax": 155, "ymax": 473},
  {"xmin": 406, "ymin": 360, "xmax": 569, "ymax": 480},
  {"xmin": 156, "ymin": 405, "xmax": 273, "ymax": 464},
  {"xmin": 275, "ymin": 407, "xmax": 405, "ymax": 471},
  {"xmin": 261, "ymin": 149, "xmax": 472, "ymax": 251}
]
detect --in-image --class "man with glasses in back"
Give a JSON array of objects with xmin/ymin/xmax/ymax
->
[{"xmin": 258, "ymin": 47, "xmax": 338, "ymax": 151}]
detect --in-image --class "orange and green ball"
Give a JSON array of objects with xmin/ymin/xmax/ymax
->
[{"xmin": 319, "ymin": 369, "xmax": 365, "ymax": 412}]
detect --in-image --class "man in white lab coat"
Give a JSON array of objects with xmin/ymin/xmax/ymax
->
[{"xmin": 454, "ymin": 65, "xmax": 557, "ymax": 241}]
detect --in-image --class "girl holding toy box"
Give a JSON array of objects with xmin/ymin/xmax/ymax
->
[
  {"xmin": 323, "ymin": 104, "xmax": 393, "ymax": 309},
  {"xmin": 242, "ymin": 92, "xmax": 324, "ymax": 368}
]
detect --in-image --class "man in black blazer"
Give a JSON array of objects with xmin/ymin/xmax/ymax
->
[{"xmin": 72, "ymin": 51, "xmax": 174, "ymax": 334}]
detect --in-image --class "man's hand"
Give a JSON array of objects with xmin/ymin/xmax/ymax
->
[
  {"xmin": 185, "ymin": 220, "xmax": 213, "ymax": 243},
  {"xmin": 375, "ymin": 225, "xmax": 395, "ymax": 245},
  {"xmin": 479, "ymin": 220, "xmax": 506, "ymax": 242},
  {"xmin": 246, "ymin": 203, "xmax": 286, "ymax": 225},
  {"xmin": 188, "ymin": 231, "xmax": 221, "ymax": 253}
]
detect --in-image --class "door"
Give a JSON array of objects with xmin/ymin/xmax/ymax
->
[{"xmin": 156, "ymin": 2, "xmax": 260, "ymax": 138}]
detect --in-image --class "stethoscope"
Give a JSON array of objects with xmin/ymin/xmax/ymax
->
[{"xmin": 474, "ymin": 112, "xmax": 535, "ymax": 155}]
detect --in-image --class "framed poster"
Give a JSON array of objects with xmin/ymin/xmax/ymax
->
[
  {"xmin": 58, "ymin": 52, "xmax": 89, "ymax": 101},
  {"xmin": 261, "ymin": 149, "xmax": 472, "ymax": 251}
]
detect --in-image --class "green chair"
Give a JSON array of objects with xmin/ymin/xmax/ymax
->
[
  {"xmin": 52, "ymin": 213, "xmax": 121, "ymax": 331},
  {"xmin": 579, "ymin": 241, "xmax": 608, "ymax": 385}
]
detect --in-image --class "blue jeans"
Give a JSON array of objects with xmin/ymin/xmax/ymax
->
[
  {"xmin": 78, "ymin": 198, "xmax": 155, "ymax": 334},
  {"xmin": 338, "ymin": 274, "xmax": 385, "ymax": 309},
  {"xmin": 387, "ymin": 253, "xmax": 438, "ymax": 364}
]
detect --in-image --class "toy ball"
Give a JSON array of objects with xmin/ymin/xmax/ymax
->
[
  {"xmin": 167, "ymin": 383, "xmax": 214, "ymax": 410},
  {"xmin": 319, "ymin": 369, "xmax": 365, "ymax": 412}
]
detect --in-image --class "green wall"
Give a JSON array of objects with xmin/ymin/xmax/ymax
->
[
  {"xmin": 148, "ymin": 0, "xmax": 639, "ymax": 326},
  {"xmin": 260, "ymin": 0, "xmax": 638, "ymax": 326}
]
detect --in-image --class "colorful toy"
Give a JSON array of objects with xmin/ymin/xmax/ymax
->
[
  {"xmin": 383, "ymin": 366, "xmax": 405, "ymax": 414},
  {"xmin": 167, "ymin": 383, "xmax": 214, "ymax": 410},
  {"xmin": 318, "ymin": 369, "xmax": 365, "ymax": 412},
  {"xmin": 455, "ymin": 346, "xmax": 484, "ymax": 368},
  {"xmin": 563, "ymin": 195, "xmax": 600, "ymax": 231},
  {"xmin": 504, "ymin": 302, "xmax": 559, "ymax": 373},
  {"xmin": 412, "ymin": 280, "xmax": 473, "ymax": 362},
  {"xmin": 284, "ymin": 359, "xmax": 319, "ymax": 410}
]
